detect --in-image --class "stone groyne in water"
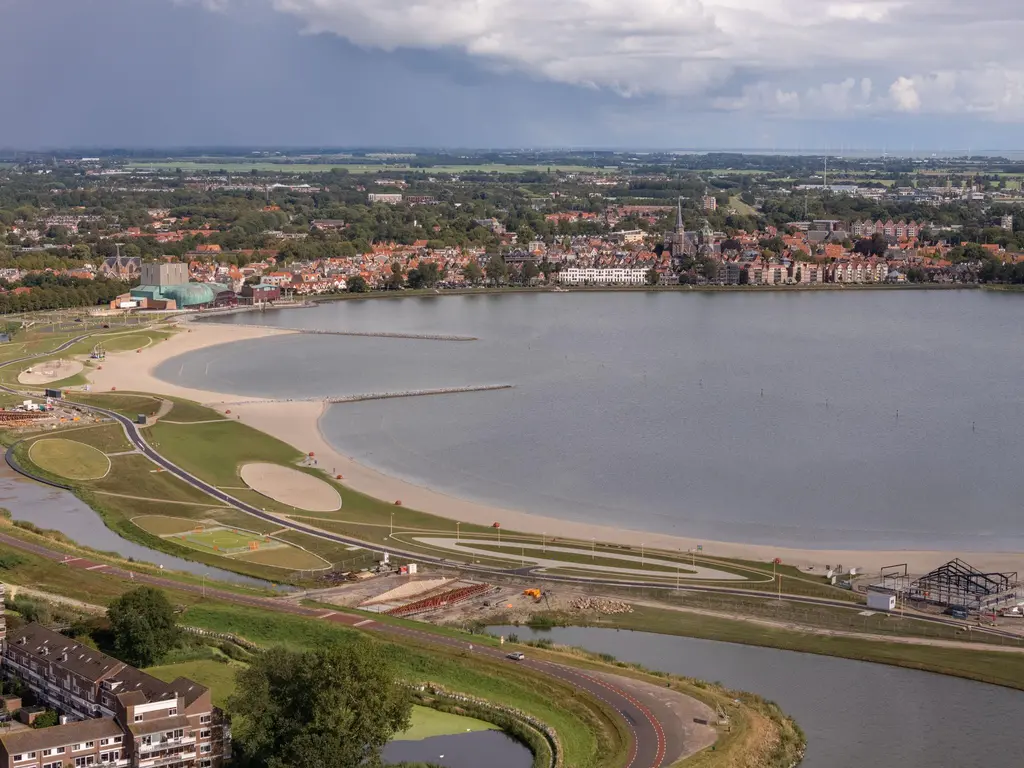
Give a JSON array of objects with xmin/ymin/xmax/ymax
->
[
  {"xmin": 213, "ymin": 384, "xmax": 513, "ymax": 407},
  {"xmin": 217, "ymin": 323, "xmax": 477, "ymax": 342}
]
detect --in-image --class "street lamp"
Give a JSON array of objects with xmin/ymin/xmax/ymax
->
[
  {"xmin": 591, "ymin": 538, "xmax": 595, "ymax": 561},
  {"xmin": 456, "ymin": 521, "xmax": 461, "ymax": 542},
  {"xmin": 390, "ymin": 511, "xmax": 394, "ymax": 538}
]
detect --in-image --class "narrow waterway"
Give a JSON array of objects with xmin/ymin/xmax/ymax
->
[
  {"xmin": 489, "ymin": 625, "xmax": 1024, "ymax": 768},
  {"xmin": 0, "ymin": 463, "xmax": 271, "ymax": 587},
  {"xmin": 383, "ymin": 730, "xmax": 532, "ymax": 768}
]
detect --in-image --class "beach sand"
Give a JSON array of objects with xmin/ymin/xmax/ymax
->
[
  {"xmin": 19, "ymin": 359, "xmax": 84, "ymax": 386},
  {"xmin": 84, "ymin": 319, "xmax": 1023, "ymax": 575}
]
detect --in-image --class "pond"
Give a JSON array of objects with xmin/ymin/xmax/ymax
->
[
  {"xmin": 383, "ymin": 730, "xmax": 532, "ymax": 768},
  {"xmin": 489, "ymin": 625, "xmax": 1024, "ymax": 768},
  {"xmin": 0, "ymin": 462, "xmax": 272, "ymax": 588}
]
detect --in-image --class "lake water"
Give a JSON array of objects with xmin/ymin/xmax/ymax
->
[
  {"xmin": 488, "ymin": 625, "xmax": 1024, "ymax": 768},
  {"xmin": 0, "ymin": 463, "xmax": 270, "ymax": 587},
  {"xmin": 383, "ymin": 730, "xmax": 532, "ymax": 768},
  {"xmin": 167, "ymin": 290, "xmax": 1024, "ymax": 551}
]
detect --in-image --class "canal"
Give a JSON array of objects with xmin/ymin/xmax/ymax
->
[{"xmin": 489, "ymin": 625, "xmax": 1024, "ymax": 768}]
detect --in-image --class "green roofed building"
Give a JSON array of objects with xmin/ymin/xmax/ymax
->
[
  {"xmin": 130, "ymin": 281, "xmax": 234, "ymax": 309},
  {"xmin": 119, "ymin": 262, "xmax": 237, "ymax": 310}
]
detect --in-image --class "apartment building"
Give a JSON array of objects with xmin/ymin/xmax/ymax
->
[
  {"xmin": 557, "ymin": 267, "xmax": 648, "ymax": 285},
  {"xmin": 0, "ymin": 623, "xmax": 229, "ymax": 768}
]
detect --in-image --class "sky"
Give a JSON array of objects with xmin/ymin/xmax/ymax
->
[{"xmin": 3, "ymin": 0, "xmax": 1024, "ymax": 150}]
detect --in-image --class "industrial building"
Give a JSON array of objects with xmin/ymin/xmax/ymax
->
[{"xmin": 877, "ymin": 559, "xmax": 1021, "ymax": 613}]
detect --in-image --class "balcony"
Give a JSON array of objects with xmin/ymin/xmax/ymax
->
[
  {"xmin": 137, "ymin": 751, "xmax": 197, "ymax": 768},
  {"xmin": 138, "ymin": 737, "xmax": 196, "ymax": 753}
]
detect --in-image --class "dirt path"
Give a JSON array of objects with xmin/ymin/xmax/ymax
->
[
  {"xmin": 5, "ymin": 583, "xmax": 105, "ymax": 615},
  {"xmin": 90, "ymin": 491, "xmax": 232, "ymax": 508}
]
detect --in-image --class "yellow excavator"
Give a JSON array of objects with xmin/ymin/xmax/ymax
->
[{"xmin": 523, "ymin": 588, "xmax": 542, "ymax": 602}]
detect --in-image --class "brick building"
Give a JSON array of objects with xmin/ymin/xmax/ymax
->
[{"xmin": 0, "ymin": 623, "xmax": 230, "ymax": 768}]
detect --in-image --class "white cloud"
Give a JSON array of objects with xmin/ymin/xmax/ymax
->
[
  {"xmin": 889, "ymin": 77, "xmax": 921, "ymax": 112},
  {"xmin": 200, "ymin": 0, "xmax": 1024, "ymax": 119}
]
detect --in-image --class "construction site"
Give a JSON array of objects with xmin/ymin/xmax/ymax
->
[{"xmin": 872, "ymin": 559, "xmax": 1023, "ymax": 617}]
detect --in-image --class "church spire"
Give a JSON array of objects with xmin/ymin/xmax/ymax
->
[{"xmin": 676, "ymin": 196, "xmax": 684, "ymax": 232}]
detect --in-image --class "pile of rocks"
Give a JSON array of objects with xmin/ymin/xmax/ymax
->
[{"xmin": 568, "ymin": 596, "xmax": 633, "ymax": 615}]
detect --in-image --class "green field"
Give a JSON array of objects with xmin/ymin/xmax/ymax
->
[
  {"xmin": 146, "ymin": 660, "xmax": 242, "ymax": 708},
  {"xmin": 134, "ymin": 515, "xmax": 205, "ymax": 536},
  {"xmin": 176, "ymin": 527, "xmax": 261, "ymax": 553},
  {"xmin": 28, "ymin": 438, "xmax": 110, "ymax": 480},
  {"xmin": 230, "ymin": 545, "xmax": 328, "ymax": 571},
  {"xmin": 55, "ymin": 424, "xmax": 133, "ymax": 453},
  {"xmin": 395, "ymin": 705, "xmax": 498, "ymax": 741}
]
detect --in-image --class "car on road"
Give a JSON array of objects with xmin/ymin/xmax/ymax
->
[{"xmin": 506, "ymin": 652, "xmax": 525, "ymax": 661}]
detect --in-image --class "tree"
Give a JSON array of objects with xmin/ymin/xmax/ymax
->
[
  {"xmin": 384, "ymin": 261, "xmax": 405, "ymax": 290},
  {"xmin": 484, "ymin": 253, "xmax": 508, "ymax": 285},
  {"xmin": 228, "ymin": 639, "xmax": 411, "ymax": 768},
  {"xmin": 31, "ymin": 710, "xmax": 59, "ymax": 729},
  {"xmin": 347, "ymin": 275, "xmax": 368, "ymax": 293},
  {"xmin": 462, "ymin": 261, "xmax": 483, "ymax": 285},
  {"xmin": 646, "ymin": 267, "xmax": 660, "ymax": 285},
  {"xmin": 106, "ymin": 587, "xmax": 180, "ymax": 668},
  {"xmin": 521, "ymin": 261, "xmax": 540, "ymax": 284}
]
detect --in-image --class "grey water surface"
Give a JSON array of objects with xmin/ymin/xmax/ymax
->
[
  {"xmin": 488, "ymin": 625, "xmax": 1024, "ymax": 768},
  {"xmin": 161, "ymin": 290, "xmax": 1024, "ymax": 551}
]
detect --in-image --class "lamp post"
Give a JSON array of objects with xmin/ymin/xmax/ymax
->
[
  {"xmin": 390, "ymin": 511, "xmax": 394, "ymax": 538},
  {"xmin": 456, "ymin": 522, "xmax": 461, "ymax": 542},
  {"xmin": 591, "ymin": 538, "xmax": 595, "ymax": 561}
]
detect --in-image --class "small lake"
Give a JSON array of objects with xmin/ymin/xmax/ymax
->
[
  {"xmin": 0, "ymin": 463, "xmax": 271, "ymax": 588},
  {"xmin": 384, "ymin": 730, "xmax": 532, "ymax": 768},
  {"xmin": 489, "ymin": 625, "xmax": 1024, "ymax": 768}
]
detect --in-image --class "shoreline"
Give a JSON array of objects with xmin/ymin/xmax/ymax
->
[{"xmin": 84, "ymin": 318, "xmax": 1023, "ymax": 574}]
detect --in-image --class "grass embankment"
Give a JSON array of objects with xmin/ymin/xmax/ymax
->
[
  {"xmin": 178, "ymin": 602, "xmax": 628, "ymax": 768},
  {"xmin": 525, "ymin": 603, "xmax": 1024, "ymax": 692},
  {"xmin": 28, "ymin": 439, "xmax": 110, "ymax": 480}
]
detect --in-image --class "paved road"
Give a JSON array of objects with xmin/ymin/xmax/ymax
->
[
  {"xmin": 0, "ymin": 332, "xmax": 672, "ymax": 768},
  {"xmin": 1, "ymin": 331, "xmax": 1017, "ymax": 643},
  {"xmin": 0, "ymin": 529, "xmax": 668, "ymax": 768}
]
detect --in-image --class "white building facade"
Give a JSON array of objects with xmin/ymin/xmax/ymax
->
[{"xmin": 557, "ymin": 267, "xmax": 648, "ymax": 285}]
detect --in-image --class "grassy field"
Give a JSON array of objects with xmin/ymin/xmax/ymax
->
[
  {"xmin": 66, "ymin": 391, "xmax": 164, "ymax": 419},
  {"xmin": 146, "ymin": 659, "xmax": 242, "ymax": 708},
  {"xmin": 162, "ymin": 397, "xmax": 227, "ymax": 423},
  {"xmin": 87, "ymin": 454, "xmax": 218, "ymax": 504},
  {"xmin": 28, "ymin": 438, "xmax": 110, "ymax": 480},
  {"xmin": 41, "ymin": 424, "xmax": 133, "ymax": 454},
  {"xmin": 148, "ymin": 420, "xmax": 304, "ymax": 487},
  {"xmin": 396, "ymin": 705, "xmax": 498, "ymax": 741},
  {"xmin": 182, "ymin": 601, "xmax": 627, "ymax": 768},
  {"xmin": 230, "ymin": 545, "xmax": 328, "ymax": 571},
  {"xmin": 134, "ymin": 515, "xmax": 202, "ymax": 536}
]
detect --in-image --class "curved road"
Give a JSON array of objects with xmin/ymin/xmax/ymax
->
[
  {"xmin": 0, "ymin": 331, "xmax": 672, "ymax": 768},
  {"xmin": 1, "ymin": 330, "xmax": 1017, "ymax": 641}
]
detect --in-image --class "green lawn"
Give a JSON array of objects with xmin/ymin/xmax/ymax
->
[
  {"xmin": 134, "ymin": 515, "xmax": 204, "ymax": 536},
  {"xmin": 28, "ymin": 438, "xmax": 110, "ymax": 480},
  {"xmin": 88, "ymin": 454, "xmax": 218, "ymax": 504},
  {"xmin": 65, "ymin": 392, "xmax": 164, "ymax": 419},
  {"xmin": 146, "ymin": 659, "xmax": 241, "ymax": 708},
  {"xmin": 56, "ymin": 424, "xmax": 133, "ymax": 454},
  {"xmin": 181, "ymin": 602, "xmax": 625, "ymax": 768},
  {"xmin": 163, "ymin": 398, "xmax": 226, "ymax": 423},
  {"xmin": 395, "ymin": 705, "xmax": 497, "ymax": 741},
  {"xmin": 148, "ymin": 421, "xmax": 303, "ymax": 487}
]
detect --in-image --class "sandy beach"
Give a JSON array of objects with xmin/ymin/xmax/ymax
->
[{"xmin": 84, "ymin": 318, "xmax": 1024, "ymax": 574}]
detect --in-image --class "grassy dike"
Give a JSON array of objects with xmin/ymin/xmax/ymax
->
[{"xmin": 0, "ymin": 539, "xmax": 811, "ymax": 768}]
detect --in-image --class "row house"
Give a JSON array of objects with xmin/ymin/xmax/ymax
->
[
  {"xmin": 829, "ymin": 260, "xmax": 889, "ymax": 283},
  {"xmin": 850, "ymin": 219, "xmax": 924, "ymax": 240},
  {"xmin": 1, "ymin": 623, "xmax": 229, "ymax": 768},
  {"xmin": 792, "ymin": 262, "xmax": 826, "ymax": 284}
]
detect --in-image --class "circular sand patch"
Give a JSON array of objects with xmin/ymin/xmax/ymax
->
[
  {"xmin": 29, "ymin": 438, "xmax": 111, "ymax": 481},
  {"xmin": 240, "ymin": 462, "xmax": 342, "ymax": 512},
  {"xmin": 18, "ymin": 359, "xmax": 84, "ymax": 386}
]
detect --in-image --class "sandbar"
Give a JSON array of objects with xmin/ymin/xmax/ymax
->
[{"xmin": 83, "ymin": 317, "xmax": 1024, "ymax": 575}]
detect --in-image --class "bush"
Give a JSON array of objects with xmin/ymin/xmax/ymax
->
[{"xmin": 0, "ymin": 552, "xmax": 25, "ymax": 570}]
